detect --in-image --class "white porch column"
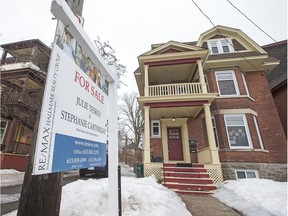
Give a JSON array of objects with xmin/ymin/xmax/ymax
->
[
  {"xmin": 144, "ymin": 64, "xmax": 149, "ymax": 96},
  {"xmin": 197, "ymin": 60, "xmax": 207, "ymax": 94},
  {"xmin": 204, "ymin": 103, "xmax": 220, "ymax": 164},
  {"xmin": 143, "ymin": 106, "xmax": 151, "ymax": 163}
]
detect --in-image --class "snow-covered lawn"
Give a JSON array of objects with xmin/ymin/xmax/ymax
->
[
  {"xmin": 213, "ymin": 179, "xmax": 287, "ymax": 216},
  {"xmin": 1, "ymin": 164, "xmax": 287, "ymax": 216}
]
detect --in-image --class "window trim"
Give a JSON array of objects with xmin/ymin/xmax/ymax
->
[
  {"xmin": 253, "ymin": 116, "xmax": 264, "ymax": 150},
  {"xmin": 235, "ymin": 169, "xmax": 259, "ymax": 179},
  {"xmin": 224, "ymin": 114, "xmax": 253, "ymax": 149},
  {"xmin": 215, "ymin": 70, "xmax": 240, "ymax": 96},
  {"xmin": 241, "ymin": 73, "xmax": 250, "ymax": 97},
  {"xmin": 204, "ymin": 74, "xmax": 210, "ymax": 93},
  {"xmin": 151, "ymin": 120, "xmax": 161, "ymax": 137},
  {"xmin": 0, "ymin": 120, "xmax": 8, "ymax": 144},
  {"xmin": 207, "ymin": 38, "xmax": 234, "ymax": 54},
  {"xmin": 211, "ymin": 116, "xmax": 219, "ymax": 148}
]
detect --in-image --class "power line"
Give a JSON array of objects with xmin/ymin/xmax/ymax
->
[
  {"xmin": 190, "ymin": 0, "xmax": 261, "ymax": 72},
  {"xmin": 226, "ymin": 0, "xmax": 277, "ymax": 43}
]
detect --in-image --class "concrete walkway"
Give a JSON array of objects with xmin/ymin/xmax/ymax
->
[{"xmin": 180, "ymin": 194, "xmax": 244, "ymax": 216}]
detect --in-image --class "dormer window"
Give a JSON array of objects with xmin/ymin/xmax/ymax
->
[{"xmin": 208, "ymin": 38, "xmax": 234, "ymax": 54}]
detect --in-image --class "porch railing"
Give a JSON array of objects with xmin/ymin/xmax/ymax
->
[
  {"xmin": 4, "ymin": 141, "xmax": 30, "ymax": 155},
  {"xmin": 148, "ymin": 83, "xmax": 204, "ymax": 97}
]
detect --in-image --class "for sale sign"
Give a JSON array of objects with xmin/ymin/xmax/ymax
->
[{"xmin": 32, "ymin": 1, "xmax": 114, "ymax": 175}]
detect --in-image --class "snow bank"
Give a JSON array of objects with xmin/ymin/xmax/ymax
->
[
  {"xmin": 60, "ymin": 176, "xmax": 191, "ymax": 216},
  {"xmin": 0, "ymin": 169, "xmax": 24, "ymax": 187},
  {"xmin": 213, "ymin": 179, "xmax": 287, "ymax": 216}
]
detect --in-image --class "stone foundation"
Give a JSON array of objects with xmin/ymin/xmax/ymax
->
[{"xmin": 221, "ymin": 162, "xmax": 287, "ymax": 182}]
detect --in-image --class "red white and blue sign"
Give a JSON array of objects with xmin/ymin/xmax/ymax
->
[{"xmin": 33, "ymin": 2, "xmax": 113, "ymax": 175}]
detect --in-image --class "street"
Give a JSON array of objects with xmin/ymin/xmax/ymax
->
[{"xmin": 1, "ymin": 174, "xmax": 85, "ymax": 215}]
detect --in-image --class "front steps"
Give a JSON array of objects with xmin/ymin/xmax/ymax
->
[{"xmin": 163, "ymin": 163, "xmax": 217, "ymax": 195}]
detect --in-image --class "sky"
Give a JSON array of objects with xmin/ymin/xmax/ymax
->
[
  {"xmin": 0, "ymin": 0, "xmax": 287, "ymax": 93},
  {"xmin": 1, "ymin": 166, "xmax": 287, "ymax": 216}
]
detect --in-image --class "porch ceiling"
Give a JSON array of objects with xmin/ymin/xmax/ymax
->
[
  {"xmin": 149, "ymin": 106, "xmax": 203, "ymax": 119},
  {"xmin": 149, "ymin": 63, "xmax": 196, "ymax": 84}
]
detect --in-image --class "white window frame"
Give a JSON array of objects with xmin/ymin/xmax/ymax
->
[
  {"xmin": 207, "ymin": 38, "xmax": 234, "ymax": 54},
  {"xmin": 204, "ymin": 74, "xmax": 210, "ymax": 93},
  {"xmin": 235, "ymin": 169, "xmax": 259, "ymax": 179},
  {"xmin": 0, "ymin": 120, "xmax": 8, "ymax": 144},
  {"xmin": 151, "ymin": 120, "xmax": 161, "ymax": 137},
  {"xmin": 215, "ymin": 70, "xmax": 240, "ymax": 96},
  {"xmin": 241, "ymin": 73, "xmax": 250, "ymax": 97},
  {"xmin": 253, "ymin": 116, "xmax": 264, "ymax": 150},
  {"xmin": 224, "ymin": 114, "xmax": 253, "ymax": 149},
  {"xmin": 211, "ymin": 116, "xmax": 219, "ymax": 148}
]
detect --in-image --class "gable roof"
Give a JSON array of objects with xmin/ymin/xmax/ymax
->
[
  {"xmin": 196, "ymin": 25, "xmax": 267, "ymax": 54},
  {"xmin": 141, "ymin": 40, "xmax": 203, "ymax": 56}
]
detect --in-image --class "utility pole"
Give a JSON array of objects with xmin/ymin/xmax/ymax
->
[
  {"xmin": 16, "ymin": 1, "xmax": 84, "ymax": 216},
  {"xmin": 65, "ymin": 0, "xmax": 84, "ymax": 16}
]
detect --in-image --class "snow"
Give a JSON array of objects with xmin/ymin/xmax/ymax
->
[
  {"xmin": 1, "ymin": 165, "xmax": 287, "ymax": 216},
  {"xmin": 0, "ymin": 169, "xmax": 25, "ymax": 187},
  {"xmin": 60, "ymin": 176, "xmax": 190, "ymax": 216},
  {"xmin": 213, "ymin": 179, "xmax": 287, "ymax": 216}
]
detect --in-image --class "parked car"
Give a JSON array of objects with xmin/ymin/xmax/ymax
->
[{"xmin": 79, "ymin": 156, "xmax": 108, "ymax": 177}]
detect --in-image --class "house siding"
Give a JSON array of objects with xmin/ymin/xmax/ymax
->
[
  {"xmin": 150, "ymin": 138, "xmax": 163, "ymax": 159},
  {"xmin": 187, "ymin": 117, "xmax": 208, "ymax": 151},
  {"xmin": 247, "ymin": 72, "xmax": 287, "ymax": 163},
  {"xmin": 272, "ymin": 84, "xmax": 287, "ymax": 137}
]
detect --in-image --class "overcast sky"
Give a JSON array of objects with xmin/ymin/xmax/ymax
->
[{"xmin": 1, "ymin": 0, "xmax": 287, "ymax": 93}]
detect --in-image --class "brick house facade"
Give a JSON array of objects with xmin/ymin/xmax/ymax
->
[
  {"xmin": 0, "ymin": 39, "xmax": 50, "ymax": 171},
  {"xmin": 134, "ymin": 25, "xmax": 287, "ymax": 188}
]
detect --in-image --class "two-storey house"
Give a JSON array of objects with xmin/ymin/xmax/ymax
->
[
  {"xmin": 0, "ymin": 39, "xmax": 50, "ymax": 171},
  {"xmin": 134, "ymin": 25, "xmax": 287, "ymax": 194}
]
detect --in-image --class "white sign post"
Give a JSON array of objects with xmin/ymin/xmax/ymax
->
[{"xmin": 33, "ymin": 0, "xmax": 119, "ymax": 215}]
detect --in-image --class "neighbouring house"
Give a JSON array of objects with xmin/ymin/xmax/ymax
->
[
  {"xmin": 262, "ymin": 40, "xmax": 287, "ymax": 138},
  {"xmin": 134, "ymin": 25, "xmax": 287, "ymax": 194},
  {"xmin": 0, "ymin": 39, "xmax": 51, "ymax": 171}
]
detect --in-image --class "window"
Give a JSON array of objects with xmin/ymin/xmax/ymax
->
[
  {"xmin": 224, "ymin": 114, "xmax": 253, "ymax": 148},
  {"xmin": 253, "ymin": 116, "xmax": 264, "ymax": 150},
  {"xmin": 235, "ymin": 170, "xmax": 259, "ymax": 179},
  {"xmin": 215, "ymin": 70, "xmax": 239, "ymax": 96},
  {"xmin": 241, "ymin": 73, "xmax": 250, "ymax": 96},
  {"xmin": 151, "ymin": 120, "xmax": 161, "ymax": 137},
  {"xmin": 204, "ymin": 74, "xmax": 210, "ymax": 93},
  {"xmin": 212, "ymin": 116, "xmax": 219, "ymax": 148},
  {"xmin": 208, "ymin": 38, "xmax": 234, "ymax": 54},
  {"xmin": 0, "ymin": 120, "xmax": 8, "ymax": 144}
]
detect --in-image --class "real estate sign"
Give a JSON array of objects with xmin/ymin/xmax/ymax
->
[{"xmin": 32, "ymin": 1, "xmax": 115, "ymax": 175}]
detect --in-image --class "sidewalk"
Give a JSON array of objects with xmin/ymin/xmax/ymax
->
[{"xmin": 180, "ymin": 194, "xmax": 244, "ymax": 216}]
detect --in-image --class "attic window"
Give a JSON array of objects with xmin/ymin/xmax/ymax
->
[{"xmin": 208, "ymin": 38, "xmax": 234, "ymax": 54}]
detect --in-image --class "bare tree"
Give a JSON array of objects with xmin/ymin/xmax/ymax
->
[
  {"xmin": 119, "ymin": 92, "xmax": 143, "ymax": 147},
  {"xmin": 94, "ymin": 37, "xmax": 126, "ymax": 86},
  {"xmin": 118, "ymin": 92, "xmax": 143, "ymax": 165}
]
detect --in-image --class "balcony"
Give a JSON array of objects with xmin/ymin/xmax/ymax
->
[{"xmin": 148, "ymin": 82, "xmax": 204, "ymax": 97}]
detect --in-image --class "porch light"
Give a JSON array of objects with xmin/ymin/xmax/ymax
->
[{"xmin": 172, "ymin": 117, "xmax": 175, "ymax": 122}]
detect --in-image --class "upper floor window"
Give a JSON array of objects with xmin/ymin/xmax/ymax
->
[
  {"xmin": 215, "ymin": 70, "xmax": 239, "ymax": 96},
  {"xmin": 0, "ymin": 120, "xmax": 8, "ymax": 144},
  {"xmin": 208, "ymin": 38, "xmax": 234, "ymax": 54},
  {"xmin": 212, "ymin": 116, "xmax": 219, "ymax": 148},
  {"xmin": 204, "ymin": 74, "xmax": 210, "ymax": 93},
  {"xmin": 224, "ymin": 114, "xmax": 253, "ymax": 149},
  {"xmin": 151, "ymin": 120, "xmax": 161, "ymax": 137}
]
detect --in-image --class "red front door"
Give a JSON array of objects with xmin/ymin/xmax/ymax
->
[{"xmin": 168, "ymin": 127, "xmax": 183, "ymax": 161}]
